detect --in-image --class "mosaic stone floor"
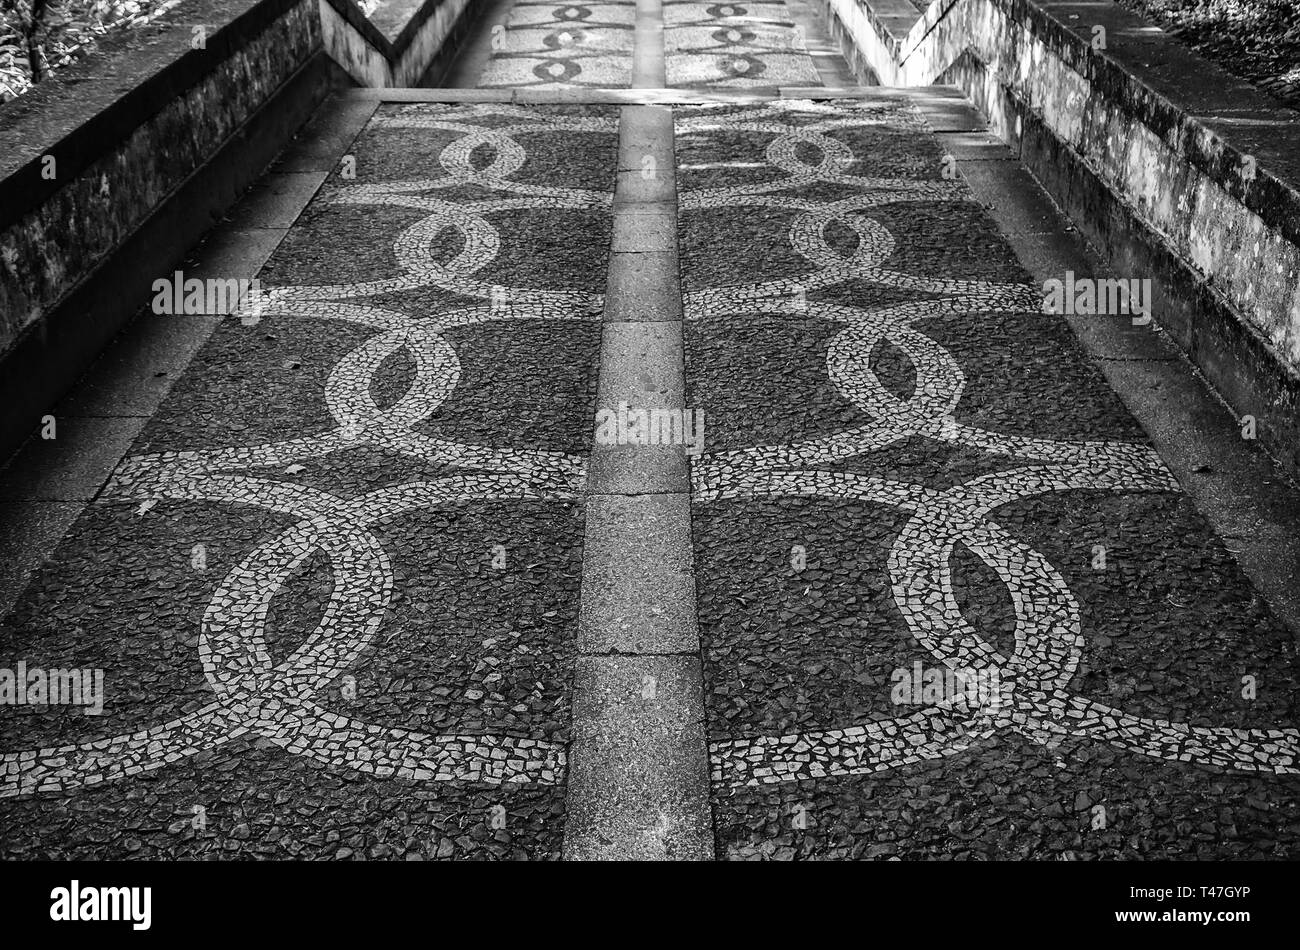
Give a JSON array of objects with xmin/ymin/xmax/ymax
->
[
  {"xmin": 2, "ymin": 0, "xmax": 1298, "ymax": 862},
  {"xmin": 677, "ymin": 100, "xmax": 1300, "ymax": 858},
  {"xmin": 665, "ymin": 0, "xmax": 822, "ymax": 87},
  {"xmin": 0, "ymin": 104, "xmax": 617, "ymax": 858},
  {"xmin": 479, "ymin": 1, "xmax": 638, "ymax": 88},
  {"xmin": 476, "ymin": 0, "xmax": 825, "ymax": 88}
]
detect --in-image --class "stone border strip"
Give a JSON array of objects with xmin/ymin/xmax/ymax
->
[
  {"xmin": 633, "ymin": 0, "xmax": 667, "ymax": 89},
  {"xmin": 563, "ymin": 86, "xmax": 714, "ymax": 859},
  {"xmin": 565, "ymin": 656, "xmax": 713, "ymax": 859},
  {"xmin": 341, "ymin": 84, "xmax": 949, "ymax": 102}
]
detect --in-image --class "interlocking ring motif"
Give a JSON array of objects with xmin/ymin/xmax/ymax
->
[
  {"xmin": 1, "ymin": 106, "xmax": 617, "ymax": 798},
  {"xmin": 687, "ymin": 103, "xmax": 1300, "ymax": 786}
]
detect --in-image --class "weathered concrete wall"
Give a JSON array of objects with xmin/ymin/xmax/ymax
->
[
  {"xmin": 320, "ymin": 0, "xmax": 474, "ymax": 87},
  {"xmin": 393, "ymin": 0, "xmax": 473, "ymax": 86},
  {"xmin": 822, "ymin": 0, "xmax": 1300, "ymax": 474},
  {"xmin": 322, "ymin": 0, "xmax": 394, "ymax": 86},
  {"xmin": 0, "ymin": 0, "xmax": 341, "ymax": 459},
  {"xmin": 0, "ymin": 0, "xmax": 324, "ymax": 359}
]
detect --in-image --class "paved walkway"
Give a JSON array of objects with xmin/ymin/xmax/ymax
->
[{"xmin": 1, "ymin": 0, "xmax": 1299, "ymax": 860}]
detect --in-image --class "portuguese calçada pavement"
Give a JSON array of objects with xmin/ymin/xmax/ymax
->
[{"xmin": 1, "ymin": 0, "xmax": 1298, "ymax": 860}]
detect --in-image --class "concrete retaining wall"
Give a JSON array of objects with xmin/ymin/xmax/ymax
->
[{"xmin": 321, "ymin": 0, "xmax": 475, "ymax": 87}]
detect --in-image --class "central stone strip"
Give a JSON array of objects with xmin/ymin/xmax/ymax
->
[
  {"xmin": 633, "ymin": 0, "xmax": 667, "ymax": 88},
  {"xmin": 562, "ymin": 21, "xmax": 713, "ymax": 857}
]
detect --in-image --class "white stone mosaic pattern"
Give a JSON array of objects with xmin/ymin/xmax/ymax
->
[
  {"xmin": 665, "ymin": 0, "xmax": 821, "ymax": 87},
  {"xmin": 0, "ymin": 106, "xmax": 620, "ymax": 799},
  {"xmin": 682, "ymin": 101, "xmax": 1300, "ymax": 787},
  {"xmin": 479, "ymin": 1, "xmax": 637, "ymax": 88}
]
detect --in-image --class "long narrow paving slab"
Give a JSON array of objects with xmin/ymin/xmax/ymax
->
[{"xmin": 563, "ymin": 89, "xmax": 715, "ymax": 858}]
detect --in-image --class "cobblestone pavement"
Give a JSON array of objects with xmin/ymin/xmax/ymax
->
[
  {"xmin": 678, "ymin": 100, "xmax": 1300, "ymax": 859},
  {"xmin": 664, "ymin": 1, "xmax": 821, "ymax": 87},
  {"xmin": 0, "ymin": 104, "xmax": 616, "ymax": 859},
  {"xmin": 1, "ymin": 0, "xmax": 1298, "ymax": 860},
  {"xmin": 479, "ymin": 1, "xmax": 637, "ymax": 88}
]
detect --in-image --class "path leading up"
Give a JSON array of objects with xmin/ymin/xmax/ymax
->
[{"xmin": 1, "ymin": 0, "xmax": 1298, "ymax": 860}]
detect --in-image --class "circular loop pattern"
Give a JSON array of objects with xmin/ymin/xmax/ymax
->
[
  {"xmin": 0, "ymin": 106, "xmax": 619, "ymax": 799},
  {"xmin": 535, "ymin": 59, "xmax": 581, "ymax": 81},
  {"xmin": 683, "ymin": 103, "xmax": 1300, "ymax": 786},
  {"xmin": 720, "ymin": 53, "xmax": 764, "ymax": 77}
]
